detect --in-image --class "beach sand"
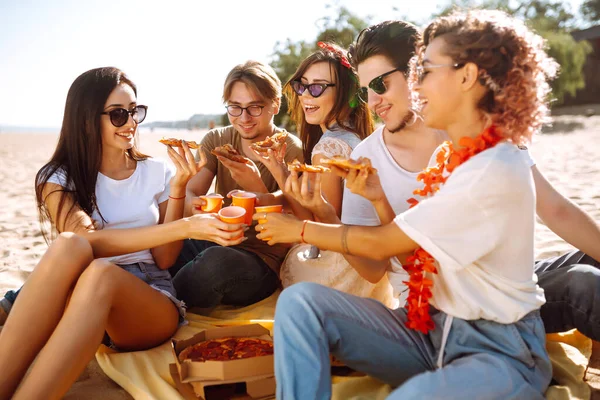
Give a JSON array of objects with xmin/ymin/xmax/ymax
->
[{"xmin": 0, "ymin": 114, "xmax": 599, "ymax": 398}]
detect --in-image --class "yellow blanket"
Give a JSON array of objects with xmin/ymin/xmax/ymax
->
[{"xmin": 96, "ymin": 292, "xmax": 592, "ymax": 399}]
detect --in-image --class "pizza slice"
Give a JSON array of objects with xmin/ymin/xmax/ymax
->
[
  {"xmin": 287, "ymin": 159, "xmax": 331, "ymax": 173},
  {"xmin": 159, "ymin": 137, "xmax": 201, "ymax": 149},
  {"xmin": 211, "ymin": 144, "xmax": 251, "ymax": 164},
  {"xmin": 320, "ymin": 156, "xmax": 377, "ymax": 174},
  {"xmin": 250, "ymin": 131, "xmax": 288, "ymax": 155}
]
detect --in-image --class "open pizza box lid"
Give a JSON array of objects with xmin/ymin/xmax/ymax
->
[
  {"xmin": 171, "ymin": 324, "xmax": 274, "ymax": 382},
  {"xmin": 170, "ymin": 364, "xmax": 275, "ymax": 400}
]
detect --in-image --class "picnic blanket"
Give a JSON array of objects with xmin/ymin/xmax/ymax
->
[{"xmin": 96, "ymin": 291, "xmax": 592, "ymax": 399}]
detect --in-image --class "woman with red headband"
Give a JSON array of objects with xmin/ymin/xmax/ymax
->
[{"xmin": 255, "ymin": 42, "xmax": 395, "ymax": 306}]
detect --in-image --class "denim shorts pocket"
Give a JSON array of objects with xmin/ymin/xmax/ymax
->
[
  {"xmin": 146, "ymin": 268, "xmax": 171, "ymax": 281},
  {"xmin": 508, "ymin": 323, "xmax": 536, "ymax": 368},
  {"xmin": 121, "ymin": 265, "xmax": 147, "ymax": 282}
]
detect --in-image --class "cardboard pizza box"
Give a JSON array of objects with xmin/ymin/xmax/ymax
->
[
  {"xmin": 171, "ymin": 324, "xmax": 274, "ymax": 382},
  {"xmin": 170, "ymin": 364, "xmax": 275, "ymax": 400}
]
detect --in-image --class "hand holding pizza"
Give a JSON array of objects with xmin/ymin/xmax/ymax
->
[
  {"xmin": 284, "ymin": 170, "xmax": 336, "ymax": 221},
  {"xmin": 217, "ymin": 156, "xmax": 267, "ymax": 193},
  {"xmin": 165, "ymin": 141, "xmax": 207, "ymax": 191},
  {"xmin": 253, "ymin": 211, "xmax": 303, "ymax": 245},
  {"xmin": 342, "ymin": 167, "xmax": 386, "ymax": 204},
  {"xmin": 324, "ymin": 156, "xmax": 384, "ymax": 204},
  {"xmin": 251, "ymin": 144, "xmax": 289, "ymax": 188}
]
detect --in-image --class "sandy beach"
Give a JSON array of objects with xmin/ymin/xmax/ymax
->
[{"xmin": 0, "ymin": 113, "xmax": 599, "ymax": 398}]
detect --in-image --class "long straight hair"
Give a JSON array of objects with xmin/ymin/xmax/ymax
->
[
  {"xmin": 35, "ymin": 67, "xmax": 149, "ymax": 242},
  {"xmin": 284, "ymin": 43, "xmax": 374, "ymax": 163}
]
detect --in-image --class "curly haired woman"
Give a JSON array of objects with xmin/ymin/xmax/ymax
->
[{"xmin": 257, "ymin": 10, "xmax": 558, "ymax": 399}]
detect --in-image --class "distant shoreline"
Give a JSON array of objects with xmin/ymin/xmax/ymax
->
[
  {"xmin": 1, "ymin": 103, "xmax": 597, "ymax": 136},
  {"xmin": 0, "ymin": 127, "xmax": 210, "ymax": 135}
]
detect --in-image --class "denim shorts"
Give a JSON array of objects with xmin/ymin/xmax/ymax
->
[{"xmin": 120, "ymin": 262, "xmax": 186, "ymax": 321}]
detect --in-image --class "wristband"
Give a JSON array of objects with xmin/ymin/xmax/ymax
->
[
  {"xmin": 341, "ymin": 225, "xmax": 351, "ymax": 255},
  {"xmin": 300, "ymin": 220, "xmax": 309, "ymax": 243},
  {"xmin": 169, "ymin": 195, "xmax": 186, "ymax": 200}
]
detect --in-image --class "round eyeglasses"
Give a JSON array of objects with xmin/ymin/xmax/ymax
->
[
  {"xmin": 225, "ymin": 105, "xmax": 265, "ymax": 117},
  {"xmin": 101, "ymin": 105, "xmax": 148, "ymax": 127}
]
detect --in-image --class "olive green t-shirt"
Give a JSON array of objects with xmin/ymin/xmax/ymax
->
[{"xmin": 198, "ymin": 125, "xmax": 304, "ymax": 274}]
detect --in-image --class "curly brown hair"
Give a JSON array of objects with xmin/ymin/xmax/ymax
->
[{"xmin": 412, "ymin": 9, "xmax": 558, "ymax": 144}]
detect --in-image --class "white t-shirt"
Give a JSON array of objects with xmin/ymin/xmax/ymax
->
[
  {"xmin": 48, "ymin": 158, "xmax": 175, "ymax": 265},
  {"xmin": 519, "ymin": 145, "xmax": 536, "ymax": 167},
  {"xmin": 341, "ymin": 128, "xmax": 537, "ymax": 302},
  {"xmin": 394, "ymin": 143, "xmax": 545, "ymax": 323},
  {"xmin": 341, "ymin": 126, "xmax": 435, "ymax": 300}
]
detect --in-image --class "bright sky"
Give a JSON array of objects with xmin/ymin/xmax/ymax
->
[{"xmin": 0, "ymin": 0, "xmax": 583, "ymax": 128}]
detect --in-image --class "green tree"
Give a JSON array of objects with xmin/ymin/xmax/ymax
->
[
  {"xmin": 543, "ymin": 32, "xmax": 592, "ymax": 104},
  {"xmin": 270, "ymin": 40, "xmax": 315, "ymax": 128},
  {"xmin": 581, "ymin": 0, "xmax": 600, "ymax": 24},
  {"xmin": 435, "ymin": 0, "xmax": 591, "ymax": 105},
  {"xmin": 269, "ymin": 6, "xmax": 370, "ymax": 128}
]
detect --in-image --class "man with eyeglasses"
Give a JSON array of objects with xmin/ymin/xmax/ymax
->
[{"xmin": 167, "ymin": 60, "xmax": 303, "ymax": 312}]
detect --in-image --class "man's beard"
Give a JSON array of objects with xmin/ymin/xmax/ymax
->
[{"xmin": 387, "ymin": 109, "xmax": 417, "ymax": 134}]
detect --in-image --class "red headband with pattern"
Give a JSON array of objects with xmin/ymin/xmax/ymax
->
[{"xmin": 317, "ymin": 41, "xmax": 351, "ymax": 69}]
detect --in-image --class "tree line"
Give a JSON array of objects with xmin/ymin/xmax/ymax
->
[{"xmin": 268, "ymin": 0, "xmax": 599, "ymax": 129}]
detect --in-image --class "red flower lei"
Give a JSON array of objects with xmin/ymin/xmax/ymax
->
[{"xmin": 404, "ymin": 125, "xmax": 503, "ymax": 334}]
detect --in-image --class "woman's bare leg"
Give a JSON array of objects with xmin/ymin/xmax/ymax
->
[
  {"xmin": 12, "ymin": 260, "xmax": 179, "ymax": 400},
  {"xmin": 0, "ymin": 233, "xmax": 92, "ymax": 399}
]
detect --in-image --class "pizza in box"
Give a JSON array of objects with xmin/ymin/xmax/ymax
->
[{"xmin": 178, "ymin": 337, "xmax": 274, "ymax": 362}]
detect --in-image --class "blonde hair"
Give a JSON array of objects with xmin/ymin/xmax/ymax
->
[{"xmin": 222, "ymin": 60, "xmax": 282, "ymax": 104}]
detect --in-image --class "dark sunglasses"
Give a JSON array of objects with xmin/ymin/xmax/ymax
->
[
  {"xmin": 291, "ymin": 80, "xmax": 335, "ymax": 98},
  {"xmin": 101, "ymin": 105, "xmax": 148, "ymax": 127},
  {"xmin": 357, "ymin": 68, "xmax": 404, "ymax": 102}
]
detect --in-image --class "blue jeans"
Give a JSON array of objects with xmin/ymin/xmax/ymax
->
[
  {"xmin": 535, "ymin": 250, "xmax": 600, "ymax": 339},
  {"xmin": 169, "ymin": 239, "xmax": 280, "ymax": 310},
  {"xmin": 275, "ymin": 282, "xmax": 551, "ymax": 400}
]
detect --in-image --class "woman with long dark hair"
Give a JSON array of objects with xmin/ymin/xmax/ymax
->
[{"xmin": 0, "ymin": 67, "xmax": 245, "ymax": 399}]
